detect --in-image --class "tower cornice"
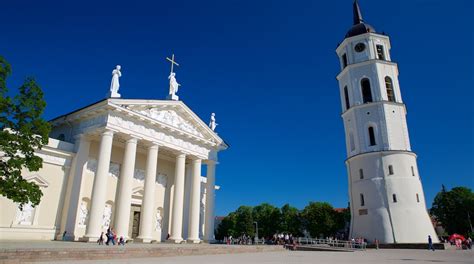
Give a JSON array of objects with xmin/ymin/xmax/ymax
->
[
  {"xmin": 340, "ymin": 101, "xmax": 406, "ymax": 117},
  {"xmin": 336, "ymin": 32, "xmax": 390, "ymax": 54},
  {"xmin": 336, "ymin": 59, "xmax": 398, "ymax": 81}
]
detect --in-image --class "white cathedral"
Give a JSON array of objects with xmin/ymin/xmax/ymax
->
[
  {"xmin": 337, "ymin": 1, "xmax": 438, "ymax": 243},
  {"xmin": 0, "ymin": 61, "xmax": 228, "ymax": 243}
]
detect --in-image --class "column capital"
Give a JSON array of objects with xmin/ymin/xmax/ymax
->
[
  {"xmin": 205, "ymin": 159, "xmax": 217, "ymax": 165},
  {"xmin": 190, "ymin": 158, "xmax": 202, "ymax": 164},
  {"xmin": 144, "ymin": 141, "xmax": 160, "ymax": 149},
  {"xmin": 176, "ymin": 153, "xmax": 186, "ymax": 159},
  {"xmin": 101, "ymin": 128, "xmax": 118, "ymax": 137}
]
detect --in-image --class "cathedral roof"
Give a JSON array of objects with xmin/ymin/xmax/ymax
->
[{"xmin": 345, "ymin": 0, "xmax": 376, "ymax": 38}]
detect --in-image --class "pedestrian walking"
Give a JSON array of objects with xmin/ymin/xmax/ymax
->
[{"xmin": 428, "ymin": 235, "xmax": 435, "ymax": 251}]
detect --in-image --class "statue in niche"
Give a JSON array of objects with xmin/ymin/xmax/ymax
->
[
  {"xmin": 209, "ymin": 113, "xmax": 218, "ymax": 131},
  {"xmin": 102, "ymin": 204, "xmax": 112, "ymax": 229},
  {"xmin": 156, "ymin": 208, "xmax": 163, "ymax": 231},
  {"xmin": 78, "ymin": 201, "xmax": 88, "ymax": 227},
  {"xmin": 108, "ymin": 65, "xmax": 122, "ymax": 98},
  {"xmin": 17, "ymin": 203, "xmax": 34, "ymax": 225}
]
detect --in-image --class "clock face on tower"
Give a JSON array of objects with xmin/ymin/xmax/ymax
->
[{"xmin": 355, "ymin": 43, "xmax": 366, "ymax": 53}]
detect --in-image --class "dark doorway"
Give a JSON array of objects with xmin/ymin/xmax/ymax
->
[{"xmin": 132, "ymin": 211, "xmax": 141, "ymax": 238}]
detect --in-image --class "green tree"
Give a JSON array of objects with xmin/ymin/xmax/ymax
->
[
  {"xmin": 0, "ymin": 56, "xmax": 51, "ymax": 208},
  {"xmin": 301, "ymin": 202, "xmax": 341, "ymax": 238},
  {"xmin": 280, "ymin": 203, "xmax": 302, "ymax": 236},
  {"xmin": 431, "ymin": 186, "xmax": 474, "ymax": 236},
  {"xmin": 216, "ymin": 212, "xmax": 237, "ymax": 240},
  {"xmin": 252, "ymin": 203, "xmax": 281, "ymax": 238},
  {"xmin": 234, "ymin": 206, "xmax": 254, "ymax": 236}
]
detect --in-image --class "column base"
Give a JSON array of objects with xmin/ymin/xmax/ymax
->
[
  {"xmin": 134, "ymin": 237, "xmax": 153, "ymax": 243},
  {"xmin": 187, "ymin": 238, "xmax": 201, "ymax": 244},
  {"xmin": 168, "ymin": 237, "xmax": 184, "ymax": 243}
]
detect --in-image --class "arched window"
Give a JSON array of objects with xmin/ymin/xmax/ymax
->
[
  {"xmin": 385, "ymin": 76, "xmax": 395, "ymax": 102},
  {"xmin": 416, "ymin": 193, "xmax": 420, "ymax": 203},
  {"xmin": 411, "ymin": 166, "xmax": 415, "ymax": 176},
  {"xmin": 344, "ymin": 86, "xmax": 350, "ymax": 110},
  {"xmin": 368, "ymin": 126, "xmax": 376, "ymax": 146},
  {"xmin": 361, "ymin": 78, "xmax": 373, "ymax": 103},
  {"xmin": 360, "ymin": 193, "xmax": 365, "ymax": 206},
  {"xmin": 359, "ymin": 169, "xmax": 364, "ymax": 179},
  {"xmin": 392, "ymin": 194, "xmax": 397, "ymax": 203}
]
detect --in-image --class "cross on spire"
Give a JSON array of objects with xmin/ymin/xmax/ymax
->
[{"xmin": 166, "ymin": 54, "xmax": 180, "ymax": 74}]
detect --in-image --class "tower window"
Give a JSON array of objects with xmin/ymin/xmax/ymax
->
[
  {"xmin": 360, "ymin": 193, "xmax": 365, "ymax": 206},
  {"xmin": 392, "ymin": 194, "xmax": 397, "ymax": 203},
  {"xmin": 359, "ymin": 169, "xmax": 364, "ymax": 179},
  {"xmin": 416, "ymin": 193, "xmax": 420, "ymax": 203},
  {"xmin": 388, "ymin": 165, "xmax": 394, "ymax": 175},
  {"xmin": 349, "ymin": 132, "xmax": 355, "ymax": 151},
  {"xmin": 385, "ymin": 76, "xmax": 395, "ymax": 102},
  {"xmin": 368, "ymin": 126, "xmax": 376, "ymax": 146},
  {"xmin": 361, "ymin": 78, "xmax": 373, "ymax": 103},
  {"xmin": 342, "ymin": 53, "xmax": 348, "ymax": 68},
  {"xmin": 376, "ymin": 45, "xmax": 386, "ymax": 60},
  {"xmin": 411, "ymin": 166, "xmax": 415, "ymax": 176},
  {"xmin": 344, "ymin": 86, "xmax": 350, "ymax": 110}
]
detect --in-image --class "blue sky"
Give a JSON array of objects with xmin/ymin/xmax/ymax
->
[{"xmin": 1, "ymin": 0, "xmax": 472, "ymax": 215}]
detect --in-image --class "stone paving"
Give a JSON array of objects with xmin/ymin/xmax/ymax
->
[
  {"xmin": 1, "ymin": 241, "xmax": 473, "ymax": 264},
  {"xmin": 40, "ymin": 249, "xmax": 474, "ymax": 264}
]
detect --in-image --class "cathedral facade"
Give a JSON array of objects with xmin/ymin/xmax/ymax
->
[{"xmin": 0, "ymin": 97, "xmax": 227, "ymax": 243}]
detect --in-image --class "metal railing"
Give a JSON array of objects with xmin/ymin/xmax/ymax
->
[{"xmin": 296, "ymin": 237, "xmax": 367, "ymax": 250}]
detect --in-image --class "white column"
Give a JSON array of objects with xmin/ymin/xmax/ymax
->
[
  {"xmin": 60, "ymin": 134, "xmax": 90, "ymax": 240},
  {"xmin": 84, "ymin": 129, "xmax": 114, "ymax": 241},
  {"xmin": 136, "ymin": 143, "xmax": 159, "ymax": 243},
  {"xmin": 187, "ymin": 159, "xmax": 202, "ymax": 243},
  {"xmin": 169, "ymin": 153, "xmax": 186, "ymax": 243},
  {"xmin": 204, "ymin": 160, "xmax": 216, "ymax": 242},
  {"xmin": 114, "ymin": 137, "xmax": 138, "ymax": 239}
]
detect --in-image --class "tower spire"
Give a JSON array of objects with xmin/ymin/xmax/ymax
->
[{"xmin": 353, "ymin": 0, "xmax": 364, "ymax": 25}]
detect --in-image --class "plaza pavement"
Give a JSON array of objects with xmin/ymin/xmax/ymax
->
[{"xmin": 39, "ymin": 248, "xmax": 474, "ymax": 264}]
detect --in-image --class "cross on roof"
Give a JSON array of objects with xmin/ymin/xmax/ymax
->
[{"xmin": 166, "ymin": 54, "xmax": 180, "ymax": 74}]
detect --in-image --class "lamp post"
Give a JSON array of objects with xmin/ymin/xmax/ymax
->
[{"xmin": 254, "ymin": 221, "xmax": 259, "ymax": 244}]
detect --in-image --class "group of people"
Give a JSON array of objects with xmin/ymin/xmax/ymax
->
[
  {"xmin": 222, "ymin": 234, "xmax": 264, "ymax": 245},
  {"xmin": 97, "ymin": 227, "xmax": 125, "ymax": 246},
  {"xmin": 271, "ymin": 233, "xmax": 295, "ymax": 245}
]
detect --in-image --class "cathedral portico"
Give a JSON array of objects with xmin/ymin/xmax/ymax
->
[{"xmin": 40, "ymin": 96, "xmax": 228, "ymax": 243}]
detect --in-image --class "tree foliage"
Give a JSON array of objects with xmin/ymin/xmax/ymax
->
[
  {"xmin": 301, "ymin": 202, "xmax": 342, "ymax": 238},
  {"xmin": 430, "ymin": 185, "xmax": 474, "ymax": 236},
  {"xmin": 0, "ymin": 56, "xmax": 51, "ymax": 208},
  {"xmin": 216, "ymin": 202, "xmax": 348, "ymax": 239}
]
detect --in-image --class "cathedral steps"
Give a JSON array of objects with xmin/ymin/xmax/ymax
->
[{"xmin": 0, "ymin": 244, "xmax": 285, "ymax": 264}]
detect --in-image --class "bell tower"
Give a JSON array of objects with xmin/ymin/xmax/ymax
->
[{"xmin": 336, "ymin": 1, "xmax": 438, "ymax": 243}]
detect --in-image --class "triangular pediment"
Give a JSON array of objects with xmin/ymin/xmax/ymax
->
[
  {"xmin": 24, "ymin": 174, "xmax": 49, "ymax": 188},
  {"xmin": 108, "ymin": 99, "xmax": 224, "ymax": 145}
]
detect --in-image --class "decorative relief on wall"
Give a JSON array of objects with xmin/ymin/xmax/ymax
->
[
  {"xmin": 16, "ymin": 203, "xmax": 35, "ymax": 226},
  {"xmin": 107, "ymin": 115, "xmax": 210, "ymax": 157},
  {"xmin": 86, "ymin": 159, "xmax": 121, "ymax": 179},
  {"xmin": 102, "ymin": 204, "xmax": 112, "ymax": 229},
  {"xmin": 78, "ymin": 200, "xmax": 89, "ymax": 227},
  {"xmin": 138, "ymin": 108, "xmax": 204, "ymax": 138},
  {"xmin": 155, "ymin": 207, "xmax": 163, "ymax": 231}
]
